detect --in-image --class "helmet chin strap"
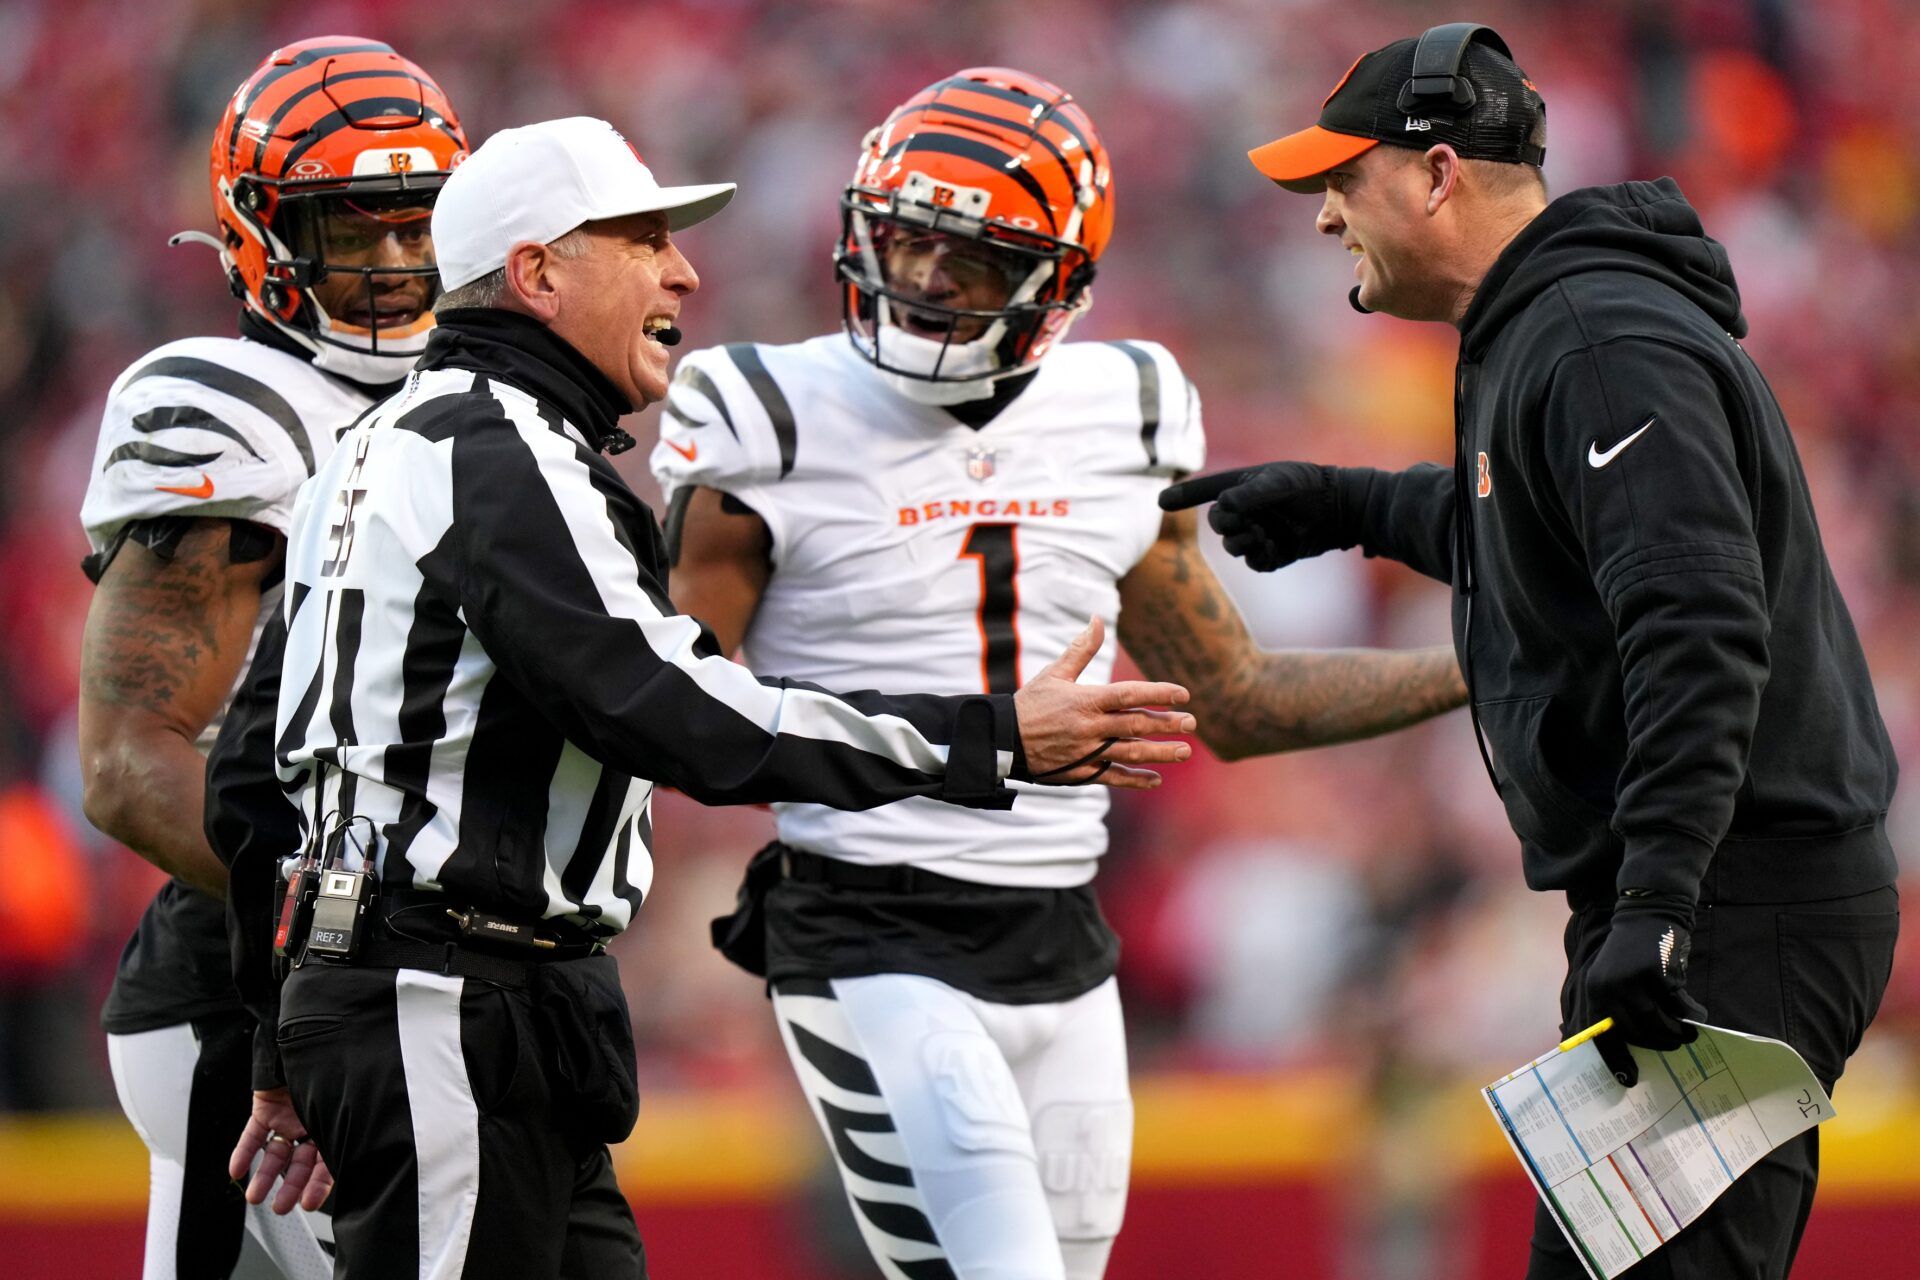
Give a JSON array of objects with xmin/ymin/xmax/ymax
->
[
  {"xmin": 884, "ymin": 366, "xmax": 1001, "ymax": 406},
  {"xmin": 310, "ymin": 338, "xmax": 426, "ymax": 387},
  {"xmin": 873, "ymin": 321, "xmax": 1002, "ymax": 404}
]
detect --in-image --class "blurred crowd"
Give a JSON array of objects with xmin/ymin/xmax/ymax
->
[{"xmin": 1, "ymin": 0, "xmax": 1916, "ymax": 1157}]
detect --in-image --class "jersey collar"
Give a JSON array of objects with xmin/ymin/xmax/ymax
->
[{"xmin": 422, "ymin": 308, "xmax": 632, "ymax": 451}]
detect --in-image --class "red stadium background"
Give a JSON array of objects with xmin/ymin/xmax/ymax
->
[{"xmin": 1, "ymin": 1, "xmax": 1916, "ymax": 1276}]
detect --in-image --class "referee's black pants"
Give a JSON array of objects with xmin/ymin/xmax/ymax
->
[
  {"xmin": 278, "ymin": 962, "xmax": 645, "ymax": 1279},
  {"xmin": 1526, "ymin": 884, "xmax": 1900, "ymax": 1280}
]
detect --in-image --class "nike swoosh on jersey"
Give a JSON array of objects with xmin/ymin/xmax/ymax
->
[
  {"xmin": 666, "ymin": 439, "xmax": 698, "ymax": 463},
  {"xmin": 1588, "ymin": 416, "xmax": 1656, "ymax": 469},
  {"xmin": 154, "ymin": 473, "xmax": 216, "ymax": 499}
]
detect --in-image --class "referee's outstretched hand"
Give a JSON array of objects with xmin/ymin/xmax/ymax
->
[
  {"xmin": 1015, "ymin": 616, "xmax": 1193, "ymax": 789},
  {"xmin": 232, "ymin": 1086, "xmax": 332, "ymax": 1216},
  {"xmin": 1158, "ymin": 462, "xmax": 1356, "ymax": 573}
]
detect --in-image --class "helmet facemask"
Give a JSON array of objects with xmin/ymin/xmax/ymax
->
[
  {"xmin": 227, "ymin": 177, "xmax": 448, "ymax": 386},
  {"xmin": 838, "ymin": 173, "xmax": 1095, "ymax": 405}
]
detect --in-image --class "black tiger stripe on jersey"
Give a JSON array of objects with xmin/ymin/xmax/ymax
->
[
  {"xmin": 104, "ymin": 442, "xmax": 223, "ymax": 471},
  {"xmin": 130, "ymin": 405, "xmax": 264, "ymax": 460},
  {"xmin": 669, "ymin": 366, "xmax": 740, "ymax": 441},
  {"xmin": 125, "ymin": 356, "xmax": 316, "ymax": 474},
  {"xmin": 1109, "ymin": 341, "xmax": 1163, "ymax": 467},
  {"xmin": 723, "ymin": 344, "xmax": 798, "ymax": 478}
]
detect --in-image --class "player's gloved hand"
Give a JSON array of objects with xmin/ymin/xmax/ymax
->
[
  {"xmin": 1157, "ymin": 463, "xmax": 1369, "ymax": 572},
  {"xmin": 1583, "ymin": 891, "xmax": 1708, "ymax": 1086}
]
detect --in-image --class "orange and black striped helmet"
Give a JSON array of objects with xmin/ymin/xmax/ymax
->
[
  {"xmin": 196, "ymin": 37, "xmax": 467, "ymax": 384},
  {"xmin": 837, "ymin": 68, "xmax": 1114, "ymax": 395}
]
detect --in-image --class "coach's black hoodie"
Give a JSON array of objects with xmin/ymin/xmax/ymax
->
[{"xmin": 1358, "ymin": 179, "xmax": 1898, "ymax": 906}]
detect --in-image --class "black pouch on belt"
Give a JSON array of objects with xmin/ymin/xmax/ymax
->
[
  {"xmin": 527, "ymin": 953, "xmax": 640, "ymax": 1146},
  {"xmin": 709, "ymin": 841, "xmax": 783, "ymax": 977}
]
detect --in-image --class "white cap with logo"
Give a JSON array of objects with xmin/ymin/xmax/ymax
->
[{"xmin": 432, "ymin": 116, "xmax": 736, "ymax": 291}]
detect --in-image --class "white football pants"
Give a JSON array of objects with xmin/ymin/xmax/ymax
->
[
  {"xmin": 108, "ymin": 1021, "xmax": 334, "ymax": 1280},
  {"xmin": 772, "ymin": 974, "xmax": 1132, "ymax": 1280}
]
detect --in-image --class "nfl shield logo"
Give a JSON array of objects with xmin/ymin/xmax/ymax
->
[{"xmin": 966, "ymin": 445, "xmax": 997, "ymax": 483}]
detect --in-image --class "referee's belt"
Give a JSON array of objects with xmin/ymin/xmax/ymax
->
[
  {"xmin": 308, "ymin": 891, "xmax": 606, "ymax": 987},
  {"xmin": 777, "ymin": 845, "xmax": 976, "ymax": 895}
]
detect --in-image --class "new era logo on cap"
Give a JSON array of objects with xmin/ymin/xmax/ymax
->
[
  {"xmin": 1248, "ymin": 29, "xmax": 1545, "ymax": 193},
  {"xmin": 433, "ymin": 116, "xmax": 736, "ymax": 291}
]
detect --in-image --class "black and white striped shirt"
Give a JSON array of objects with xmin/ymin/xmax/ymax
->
[{"xmin": 267, "ymin": 308, "xmax": 1020, "ymax": 934}]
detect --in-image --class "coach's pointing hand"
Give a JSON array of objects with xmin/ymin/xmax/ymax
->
[
  {"xmin": 1015, "ymin": 616, "xmax": 1193, "ymax": 788},
  {"xmin": 1159, "ymin": 462, "xmax": 1373, "ymax": 572}
]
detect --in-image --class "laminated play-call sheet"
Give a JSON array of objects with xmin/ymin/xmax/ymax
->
[{"xmin": 1483, "ymin": 1022, "xmax": 1832, "ymax": 1279}]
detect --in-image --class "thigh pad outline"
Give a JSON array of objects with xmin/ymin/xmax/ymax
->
[{"xmin": 923, "ymin": 1028, "xmax": 1033, "ymax": 1158}]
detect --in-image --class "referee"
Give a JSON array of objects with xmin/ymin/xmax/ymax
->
[
  {"xmin": 213, "ymin": 117, "xmax": 1194, "ymax": 1278},
  {"xmin": 1163, "ymin": 25, "xmax": 1900, "ymax": 1278}
]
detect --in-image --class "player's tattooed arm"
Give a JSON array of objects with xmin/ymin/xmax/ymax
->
[
  {"xmin": 1117, "ymin": 508, "xmax": 1465, "ymax": 760},
  {"xmin": 79, "ymin": 519, "xmax": 280, "ymax": 897},
  {"xmin": 665, "ymin": 486, "xmax": 773, "ymax": 656}
]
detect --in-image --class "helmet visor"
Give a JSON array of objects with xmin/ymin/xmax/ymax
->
[{"xmin": 274, "ymin": 190, "xmax": 442, "ymax": 345}]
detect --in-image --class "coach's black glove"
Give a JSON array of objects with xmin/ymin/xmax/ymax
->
[
  {"xmin": 1158, "ymin": 463, "xmax": 1373, "ymax": 572},
  {"xmin": 1583, "ymin": 892, "xmax": 1708, "ymax": 1087}
]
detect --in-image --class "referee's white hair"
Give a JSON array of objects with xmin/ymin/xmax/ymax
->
[{"xmin": 436, "ymin": 227, "xmax": 592, "ymax": 311}]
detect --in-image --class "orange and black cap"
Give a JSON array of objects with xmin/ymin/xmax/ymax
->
[{"xmin": 1250, "ymin": 29, "xmax": 1545, "ymax": 193}]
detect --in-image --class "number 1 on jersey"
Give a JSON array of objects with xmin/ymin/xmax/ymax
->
[{"xmin": 960, "ymin": 523, "xmax": 1020, "ymax": 694}]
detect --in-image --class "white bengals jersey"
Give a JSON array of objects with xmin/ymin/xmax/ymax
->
[
  {"xmin": 80, "ymin": 335, "xmax": 362, "ymax": 747},
  {"xmin": 652, "ymin": 334, "xmax": 1203, "ymax": 888}
]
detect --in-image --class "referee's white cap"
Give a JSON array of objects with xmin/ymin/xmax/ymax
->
[{"xmin": 432, "ymin": 116, "xmax": 736, "ymax": 291}]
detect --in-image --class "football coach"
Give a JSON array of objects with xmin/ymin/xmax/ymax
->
[
  {"xmin": 213, "ymin": 117, "xmax": 1194, "ymax": 1278},
  {"xmin": 1162, "ymin": 24, "xmax": 1901, "ymax": 1278}
]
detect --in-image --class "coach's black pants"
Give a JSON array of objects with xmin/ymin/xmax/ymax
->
[
  {"xmin": 278, "ymin": 961, "xmax": 645, "ymax": 1279},
  {"xmin": 1526, "ymin": 884, "xmax": 1899, "ymax": 1280}
]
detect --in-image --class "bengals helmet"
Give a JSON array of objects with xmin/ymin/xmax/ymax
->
[
  {"xmin": 837, "ymin": 68, "xmax": 1114, "ymax": 402},
  {"xmin": 196, "ymin": 37, "xmax": 468, "ymax": 385}
]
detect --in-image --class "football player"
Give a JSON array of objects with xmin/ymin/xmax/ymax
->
[
  {"xmin": 76, "ymin": 37, "xmax": 467, "ymax": 1280},
  {"xmin": 654, "ymin": 68, "xmax": 1466, "ymax": 1280}
]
